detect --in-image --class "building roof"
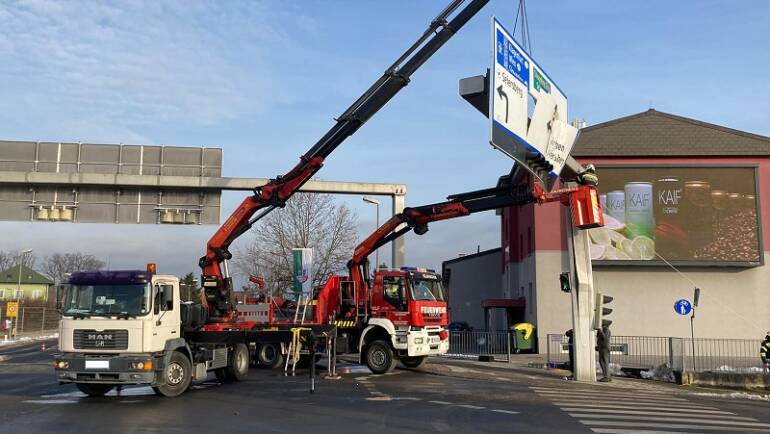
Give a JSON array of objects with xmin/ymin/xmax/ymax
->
[
  {"xmin": 572, "ymin": 109, "xmax": 770, "ymax": 157},
  {"xmin": 0, "ymin": 265, "xmax": 53, "ymax": 285},
  {"xmin": 442, "ymin": 247, "xmax": 501, "ymax": 267}
]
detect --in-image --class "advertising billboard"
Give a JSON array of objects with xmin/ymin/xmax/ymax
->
[{"xmin": 590, "ymin": 166, "xmax": 762, "ymax": 265}]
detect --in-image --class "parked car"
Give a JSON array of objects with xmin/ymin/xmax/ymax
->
[{"xmin": 448, "ymin": 321, "xmax": 473, "ymax": 332}]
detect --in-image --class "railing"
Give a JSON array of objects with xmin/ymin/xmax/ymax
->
[
  {"xmin": 444, "ymin": 331, "xmax": 512, "ymax": 362},
  {"xmin": 546, "ymin": 333, "xmax": 765, "ymax": 373}
]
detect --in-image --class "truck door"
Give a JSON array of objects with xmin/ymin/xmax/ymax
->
[
  {"xmin": 151, "ymin": 281, "xmax": 180, "ymax": 351},
  {"xmin": 373, "ymin": 275, "xmax": 409, "ymax": 326}
]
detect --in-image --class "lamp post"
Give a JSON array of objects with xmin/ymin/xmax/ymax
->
[
  {"xmin": 14, "ymin": 249, "xmax": 32, "ymax": 338},
  {"xmin": 362, "ymin": 196, "xmax": 381, "ymax": 271}
]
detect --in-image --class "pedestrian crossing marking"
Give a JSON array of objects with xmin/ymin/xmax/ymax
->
[{"xmin": 531, "ymin": 386, "xmax": 767, "ymax": 433}]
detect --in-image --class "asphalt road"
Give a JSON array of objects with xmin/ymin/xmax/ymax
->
[{"xmin": 2, "ymin": 339, "xmax": 770, "ymax": 434}]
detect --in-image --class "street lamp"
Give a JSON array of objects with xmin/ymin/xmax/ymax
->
[
  {"xmin": 13, "ymin": 249, "xmax": 32, "ymax": 338},
  {"xmin": 16, "ymin": 249, "xmax": 32, "ymax": 301},
  {"xmin": 362, "ymin": 196, "xmax": 381, "ymax": 271}
]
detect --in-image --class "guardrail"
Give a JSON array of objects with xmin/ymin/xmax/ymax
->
[{"xmin": 546, "ymin": 333, "xmax": 764, "ymax": 373}]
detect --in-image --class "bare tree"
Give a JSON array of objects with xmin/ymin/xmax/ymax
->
[
  {"xmin": 0, "ymin": 250, "xmax": 38, "ymax": 271},
  {"xmin": 235, "ymin": 193, "xmax": 358, "ymax": 297},
  {"xmin": 42, "ymin": 252, "xmax": 105, "ymax": 283}
]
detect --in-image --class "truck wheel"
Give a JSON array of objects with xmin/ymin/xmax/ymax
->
[
  {"xmin": 365, "ymin": 340, "xmax": 396, "ymax": 374},
  {"xmin": 225, "ymin": 343, "xmax": 250, "ymax": 381},
  {"xmin": 76, "ymin": 383, "xmax": 113, "ymax": 397},
  {"xmin": 153, "ymin": 351, "xmax": 192, "ymax": 397},
  {"xmin": 400, "ymin": 356, "xmax": 426, "ymax": 369},
  {"xmin": 257, "ymin": 343, "xmax": 284, "ymax": 369}
]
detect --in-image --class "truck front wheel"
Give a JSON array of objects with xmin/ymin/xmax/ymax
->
[
  {"xmin": 76, "ymin": 383, "xmax": 113, "ymax": 397},
  {"xmin": 400, "ymin": 356, "xmax": 426, "ymax": 368},
  {"xmin": 153, "ymin": 351, "xmax": 192, "ymax": 397},
  {"xmin": 365, "ymin": 340, "xmax": 396, "ymax": 374}
]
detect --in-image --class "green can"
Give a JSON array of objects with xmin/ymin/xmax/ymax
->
[{"xmin": 624, "ymin": 182, "xmax": 655, "ymax": 240}]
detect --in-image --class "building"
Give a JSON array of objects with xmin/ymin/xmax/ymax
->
[
  {"xmin": 0, "ymin": 265, "xmax": 54, "ymax": 301},
  {"xmin": 445, "ymin": 109, "xmax": 770, "ymax": 351}
]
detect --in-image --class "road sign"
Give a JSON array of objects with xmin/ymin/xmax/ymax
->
[
  {"xmin": 674, "ymin": 299, "xmax": 692, "ymax": 316},
  {"xmin": 6, "ymin": 301, "xmax": 18, "ymax": 318},
  {"xmin": 489, "ymin": 17, "xmax": 577, "ymax": 189}
]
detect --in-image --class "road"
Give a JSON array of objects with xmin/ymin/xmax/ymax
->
[{"xmin": 2, "ymin": 339, "xmax": 770, "ymax": 434}]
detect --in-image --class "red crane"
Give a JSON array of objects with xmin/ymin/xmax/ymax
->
[{"xmin": 198, "ymin": 0, "xmax": 492, "ymax": 324}]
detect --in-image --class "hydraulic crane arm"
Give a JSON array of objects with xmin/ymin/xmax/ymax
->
[
  {"xmin": 348, "ymin": 167, "xmax": 604, "ymax": 284},
  {"xmin": 348, "ymin": 172, "xmax": 537, "ymax": 283},
  {"xmin": 199, "ymin": 0, "xmax": 491, "ymax": 321}
]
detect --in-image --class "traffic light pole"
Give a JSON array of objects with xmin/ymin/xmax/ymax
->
[{"xmin": 566, "ymin": 207, "xmax": 597, "ymax": 382}]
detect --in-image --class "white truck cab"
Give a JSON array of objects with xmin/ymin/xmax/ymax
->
[{"xmin": 55, "ymin": 266, "xmax": 248, "ymax": 397}]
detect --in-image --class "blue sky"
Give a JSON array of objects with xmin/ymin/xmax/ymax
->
[{"xmin": 1, "ymin": 1, "xmax": 769, "ymax": 279}]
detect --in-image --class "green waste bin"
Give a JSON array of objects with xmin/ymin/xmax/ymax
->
[{"xmin": 511, "ymin": 323, "xmax": 535, "ymax": 353}]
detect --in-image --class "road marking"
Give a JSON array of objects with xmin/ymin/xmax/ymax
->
[
  {"xmin": 591, "ymin": 430, "xmax": 709, "ymax": 434},
  {"xmin": 561, "ymin": 408, "xmax": 755, "ymax": 421},
  {"xmin": 456, "ymin": 404, "xmax": 485, "ymax": 410},
  {"xmin": 582, "ymin": 421, "xmax": 770, "ymax": 432},
  {"xmin": 554, "ymin": 403, "xmax": 729, "ymax": 414},
  {"xmin": 544, "ymin": 397, "xmax": 696, "ymax": 407},
  {"xmin": 392, "ymin": 397, "xmax": 422, "ymax": 401},
  {"xmin": 570, "ymin": 414, "xmax": 770, "ymax": 428},
  {"xmin": 428, "ymin": 400, "xmax": 452, "ymax": 405},
  {"xmin": 531, "ymin": 386, "xmax": 672, "ymax": 395},
  {"xmin": 490, "ymin": 409, "xmax": 520, "ymax": 415},
  {"xmin": 534, "ymin": 391, "xmax": 689, "ymax": 402},
  {"xmin": 23, "ymin": 399, "xmax": 78, "ymax": 405}
]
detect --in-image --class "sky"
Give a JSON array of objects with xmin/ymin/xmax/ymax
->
[{"xmin": 0, "ymin": 0, "xmax": 769, "ymax": 281}]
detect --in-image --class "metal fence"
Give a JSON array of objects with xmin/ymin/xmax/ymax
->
[
  {"xmin": 546, "ymin": 334, "xmax": 765, "ymax": 373},
  {"xmin": 1, "ymin": 307, "xmax": 60, "ymax": 337},
  {"xmin": 444, "ymin": 331, "xmax": 512, "ymax": 362}
]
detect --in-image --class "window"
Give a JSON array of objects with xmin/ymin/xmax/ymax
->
[
  {"xmin": 382, "ymin": 276, "xmax": 406, "ymax": 311},
  {"xmin": 32, "ymin": 290, "xmax": 42, "ymax": 299},
  {"xmin": 0, "ymin": 289, "xmax": 4, "ymax": 299},
  {"xmin": 15, "ymin": 290, "xmax": 23, "ymax": 299}
]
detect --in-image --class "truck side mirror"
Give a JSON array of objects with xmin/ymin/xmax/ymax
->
[{"xmin": 162, "ymin": 285, "xmax": 174, "ymax": 310}]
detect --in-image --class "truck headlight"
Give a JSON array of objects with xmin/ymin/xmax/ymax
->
[
  {"xmin": 130, "ymin": 360, "xmax": 153, "ymax": 371},
  {"xmin": 54, "ymin": 360, "xmax": 69, "ymax": 369}
]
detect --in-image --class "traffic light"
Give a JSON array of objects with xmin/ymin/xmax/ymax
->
[
  {"xmin": 559, "ymin": 272, "xmax": 571, "ymax": 293},
  {"xmin": 594, "ymin": 292, "xmax": 613, "ymax": 329}
]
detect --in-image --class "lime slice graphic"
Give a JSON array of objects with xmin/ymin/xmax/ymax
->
[
  {"xmin": 630, "ymin": 236, "xmax": 656, "ymax": 260},
  {"xmin": 603, "ymin": 246, "xmax": 631, "ymax": 260},
  {"xmin": 589, "ymin": 227, "xmax": 611, "ymax": 246}
]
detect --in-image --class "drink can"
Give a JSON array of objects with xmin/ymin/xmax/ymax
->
[
  {"xmin": 654, "ymin": 177, "xmax": 684, "ymax": 258},
  {"xmin": 606, "ymin": 191, "xmax": 625, "ymax": 223},
  {"xmin": 625, "ymin": 182, "xmax": 654, "ymax": 240}
]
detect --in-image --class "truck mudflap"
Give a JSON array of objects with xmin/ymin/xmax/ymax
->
[{"xmin": 54, "ymin": 353, "xmax": 161, "ymax": 385}]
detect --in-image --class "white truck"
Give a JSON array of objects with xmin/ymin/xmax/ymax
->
[{"xmin": 54, "ymin": 267, "xmax": 252, "ymax": 397}]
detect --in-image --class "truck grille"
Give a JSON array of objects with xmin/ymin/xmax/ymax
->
[{"xmin": 73, "ymin": 329, "xmax": 129, "ymax": 350}]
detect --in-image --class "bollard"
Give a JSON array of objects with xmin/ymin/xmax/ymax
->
[{"xmin": 309, "ymin": 332, "xmax": 316, "ymax": 394}]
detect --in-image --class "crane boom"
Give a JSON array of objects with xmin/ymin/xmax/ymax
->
[{"xmin": 199, "ymin": 0, "xmax": 491, "ymax": 322}]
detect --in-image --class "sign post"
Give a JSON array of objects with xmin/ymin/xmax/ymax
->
[
  {"xmin": 6, "ymin": 301, "xmax": 18, "ymax": 339},
  {"xmin": 489, "ymin": 18, "xmax": 578, "ymax": 190},
  {"xmin": 674, "ymin": 298, "xmax": 696, "ymax": 370}
]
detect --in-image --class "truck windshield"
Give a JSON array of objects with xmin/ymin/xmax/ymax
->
[
  {"xmin": 409, "ymin": 276, "xmax": 445, "ymax": 302},
  {"xmin": 62, "ymin": 284, "xmax": 152, "ymax": 317}
]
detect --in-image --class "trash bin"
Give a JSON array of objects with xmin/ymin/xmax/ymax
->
[{"xmin": 511, "ymin": 323, "xmax": 535, "ymax": 353}]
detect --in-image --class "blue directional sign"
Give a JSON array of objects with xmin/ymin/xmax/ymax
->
[{"xmin": 674, "ymin": 299, "xmax": 692, "ymax": 315}]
